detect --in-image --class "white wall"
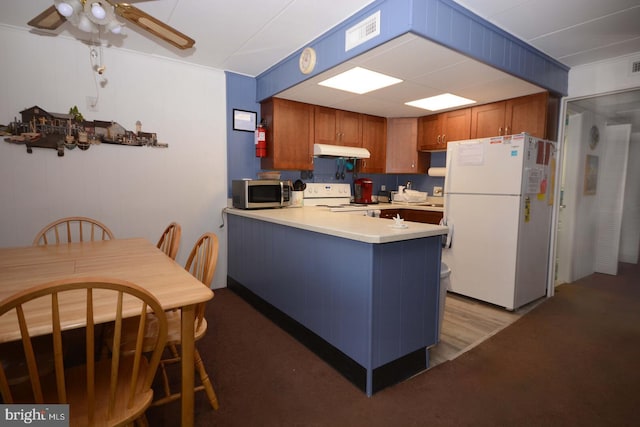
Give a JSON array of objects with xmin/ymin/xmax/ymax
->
[
  {"xmin": 568, "ymin": 52, "xmax": 640, "ymax": 97},
  {"xmin": 0, "ymin": 25, "xmax": 229, "ymax": 288},
  {"xmin": 620, "ymin": 132, "xmax": 640, "ymax": 263}
]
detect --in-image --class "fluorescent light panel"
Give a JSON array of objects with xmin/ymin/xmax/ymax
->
[
  {"xmin": 406, "ymin": 93, "xmax": 476, "ymax": 111},
  {"xmin": 318, "ymin": 67, "xmax": 402, "ymax": 94}
]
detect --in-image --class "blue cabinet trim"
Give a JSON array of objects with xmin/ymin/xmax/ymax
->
[{"xmin": 256, "ymin": 0, "xmax": 568, "ymax": 102}]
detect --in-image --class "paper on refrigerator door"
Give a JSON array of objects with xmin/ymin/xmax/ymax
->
[
  {"xmin": 456, "ymin": 142, "xmax": 484, "ymax": 166},
  {"xmin": 525, "ymin": 167, "xmax": 544, "ymax": 195}
]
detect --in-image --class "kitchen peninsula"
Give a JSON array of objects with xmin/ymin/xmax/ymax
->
[{"xmin": 226, "ymin": 206, "xmax": 448, "ymax": 396}]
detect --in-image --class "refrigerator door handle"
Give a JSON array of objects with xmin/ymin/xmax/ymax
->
[{"xmin": 440, "ymin": 219, "xmax": 453, "ymax": 248}]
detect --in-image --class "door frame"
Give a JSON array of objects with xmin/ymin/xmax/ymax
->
[{"xmin": 548, "ymin": 87, "xmax": 639, "ymax": 296}]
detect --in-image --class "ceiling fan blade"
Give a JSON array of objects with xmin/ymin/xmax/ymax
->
[
  {"xmin": 112, "ymin": 2, "xmax": 195, "ymax": 50},
  {"xmin": 27, "ymin": 5, "xmax": 66, "ymax": 30}
]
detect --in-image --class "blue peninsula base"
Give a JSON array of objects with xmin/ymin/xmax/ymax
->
[{"xmin": 227, "ymin": 214, "xmax": 442, "ymax": 396}]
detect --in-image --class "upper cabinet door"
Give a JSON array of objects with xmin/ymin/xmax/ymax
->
[
  {"xmin": 360, "ymin": 114, "xmax": 386, "ymax": 174},
  {"xmin": 470, "ymin": 101, "xmax": 507, "ymax": 139},
  {"xmin": 260, "ymin": 98, "xmax": 314, "ymax": 170},
  {"xmin": 314, "ymin": 106, "xmax": 337, "ymax": 145},
  {"xmin": 420, "ymin": 109, "xmax": 471, "ymax": 151},
  {"xmin": 442, "ymin": 108, "xmax": 471, "ymax": 143},
  {"xmin": 418, "ymin": 115, "xmax": 441, "ymax": 151},
  {"xmin": 471, "ymin": 92, "xmax": 549, "ymax": 139},
  {"xmin": 386, "ymin": 118, "xmax": 430, "ymax": 174},
  {"xmin": 337, "ymin": 110, "xmax": 363, "ymax": 146},
  {"xmin": 314, "ymin": 106, "xmax": 362, "ymax": 146},
  {"xmin": 505, "ymin": 92, "xmax": 548, "ymax": 138}
]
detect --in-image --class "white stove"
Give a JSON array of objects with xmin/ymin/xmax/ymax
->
[
  {"xmin": 302, "ymin": 183, "xmax": 381, "ymax": 217},
  {"xmin": 303, "ymin": 182, "xmax": 352, "ymax": 206}
]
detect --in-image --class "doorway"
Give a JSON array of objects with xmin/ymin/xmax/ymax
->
[{"xmin": 554, "ymin": 88, "xmax": 640, "ymax": 285}]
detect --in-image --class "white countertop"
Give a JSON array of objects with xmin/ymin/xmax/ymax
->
[{"xmin": 226, "ymin": 206, "xmax": 448, "ymax": 244}]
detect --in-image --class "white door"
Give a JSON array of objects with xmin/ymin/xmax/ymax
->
[{"xmin": 593, "ymin": 124, "xmax": 631, "ymax": 275}]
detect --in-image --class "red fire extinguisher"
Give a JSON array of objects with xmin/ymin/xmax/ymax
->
[{"xmin": 255, "ymin": 121, "xmax": 266, "ymax": 158}]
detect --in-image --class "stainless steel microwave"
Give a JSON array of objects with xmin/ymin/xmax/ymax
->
[{"xmin": 232, "ymin": 179, "xmax": 292, "ymax": 209}]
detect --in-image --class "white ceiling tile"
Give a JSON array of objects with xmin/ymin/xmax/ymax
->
[
  {"xmin": 452, "ymin": 0, "xmax": 530, "ymax": 19},
  {"xmin": 532, "ymin": 7, "xmax": 640, "ymax": 58},
  {"xmin": 558, "ymin": 38, "xmax": 640, "ymax": 67}
]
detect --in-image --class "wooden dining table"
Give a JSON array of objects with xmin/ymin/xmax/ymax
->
[{"xmin": 0, "ymin": 237, "xmax": 214, "ymax": 426}]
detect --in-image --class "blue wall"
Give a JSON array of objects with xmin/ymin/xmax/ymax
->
[
  {"xmin": 225, "ymin": 72, "xmax": 261, "ymax": 194},
  {"xmin": 278, "ymin": 153, "xmax": 442, "ymax": 195}
]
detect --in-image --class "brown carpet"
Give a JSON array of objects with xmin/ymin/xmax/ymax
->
[{"xmin": 146, "ymin": 262, "xmax": 640, "ymax": 426}]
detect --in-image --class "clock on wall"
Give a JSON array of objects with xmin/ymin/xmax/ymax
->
[
  {"xmin": 299, "ymin": 47, "xmax": 317, "ymax": 75},
  {"xmin": 589, "ymin": 125, "xmax": 600, "ymax": 150}
]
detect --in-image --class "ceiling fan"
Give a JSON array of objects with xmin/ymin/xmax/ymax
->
[{"xmin": 27, "ymin": 0, "xmax": 195, "ymax": 50}]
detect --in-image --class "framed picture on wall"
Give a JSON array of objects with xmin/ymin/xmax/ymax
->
[
  {"xmin": 584, "ymin": 154, "xmax": 598, "ymax": 195},
  {"xmin": 233, "ymin": 109, "xmax": 257, "ymax": 132}
]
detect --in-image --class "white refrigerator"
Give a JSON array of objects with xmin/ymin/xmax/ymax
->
[{"xmin": 442, "ymin": 133, "xmax": 557, "ymax": 310}]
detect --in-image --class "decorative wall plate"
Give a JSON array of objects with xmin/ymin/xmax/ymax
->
[{"xmin": 299, "ymin": 47, "xmax": 317, "ymax": 75}]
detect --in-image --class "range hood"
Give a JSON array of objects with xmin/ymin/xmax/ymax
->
[{"xmin": 313, "ymin": 143, "xmax": 370, "ymax": 159}]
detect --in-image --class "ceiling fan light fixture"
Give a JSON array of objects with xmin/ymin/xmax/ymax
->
[
  {"xmin": 106, "ymin": 20, "xmax": 123, "ymax": 34},
  {"xmin": 91, "ymin": 3, "xmax": 107, "ymax": 20},
  {"xmin": 56, "ymin": 3, "xmax": 73, "ymax": 17},
  {"xmin": 84, "ymin": 0, "xmax": 114, "ymax": 26},
  {"xmin": 54, "ymin": 0, "xmax": 81, "ymax": 18},
  {"xmin": 28, "ymin": 1, "xmax": 195, "ymax": 50},
  {"xmin": 77, "ymin": 13, "xmax": 98, "ymax": 33}
]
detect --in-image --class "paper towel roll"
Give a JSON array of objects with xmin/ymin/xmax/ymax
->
[{"xmin": 428, "ymin": 167, "xmax": 447, "ymax": 177}]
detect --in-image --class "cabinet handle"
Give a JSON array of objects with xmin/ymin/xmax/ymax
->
[
  {"xmin": 442, "ymin": 134, "xmax": 446, "ymax": 144},
  {"xmin": 505, "ymin": 127, "xmax": 510, "ymax": 135},
  {"xmin": 498, "ymin": 127, "xmax": 503, "ymax": 136}
]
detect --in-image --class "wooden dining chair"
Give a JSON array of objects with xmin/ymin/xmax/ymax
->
[
  {"xmin": 156, "ymin": 222, "xmax": 181, "ymax": 260},
  {"xmin": 0, "ymin": 277, "xmax": 168, "ymax": 427},
  {"xmin": 155, "ymin": 232, "xmax": 219, "ymax": 409},
  {"xmin": 33, "ymin": 216, "xmax": 114, "ymax": 245},
  {"xmin": 105, "ymin": 232, "xmax": 220, "ymax": 410}
]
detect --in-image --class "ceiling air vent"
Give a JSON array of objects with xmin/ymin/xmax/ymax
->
[
  {"xmin": 345, "ymin": 11, "xmax": 381, "ymax": 52},
  {"xmin": 632, "ymin": 60, "xmax": 640, "ymax": 74}
]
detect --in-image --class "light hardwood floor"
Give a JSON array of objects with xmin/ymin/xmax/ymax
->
[{"xmin": 429, "ymin": 293, "xmax": 543, "ymax": 367}]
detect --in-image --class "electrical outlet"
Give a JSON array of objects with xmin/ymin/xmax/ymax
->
[
  {"xmin": 433, "ymin": 186, "xmax": 443, "ymax": 196},
  {"xmin": 86, "ymin": 96, "xmax": 98, "ymax": 112}
]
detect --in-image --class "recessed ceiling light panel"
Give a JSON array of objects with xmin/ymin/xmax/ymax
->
[
  {"xmin": 318, "ymin": 67, "xmax": 402, "ymax": 94},
  {"xmin": 406, "ymin": 93, "xmax": 476, "ymax": 111}
]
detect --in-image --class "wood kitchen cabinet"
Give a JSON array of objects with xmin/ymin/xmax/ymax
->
[
  {"xmin": 359, "ymin": 114, "xmax": 387, "ymax": 174},
  {"xmin": 260, "ymin": 97, "xmax": 314, "ymax": 170},
  {"xmin": 380, "ymin": 209, "xmax": 443, "ymax": 225},
  {"xmin": 314, "ymin": 106, "xmax": 363, "ymax": 146},
  {"xmin": 418, "ymin": 108, "xmax": 471, "ymax": 151},
  {"xmin": 470, "ymin": 92, "xmax": 548, "ymax": 139},
  {"xmin": 385, "ymin": 118, "xmax": 430, "ymax": 174}
]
